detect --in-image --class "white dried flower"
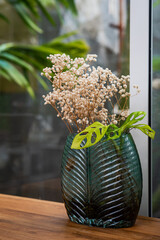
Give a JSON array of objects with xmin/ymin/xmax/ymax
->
[{"xmin": 42, "ymin": 54, "xmax": 140, "ymax": 132}]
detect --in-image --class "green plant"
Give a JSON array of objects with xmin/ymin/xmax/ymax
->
[
  {"xmin": 153, "ymin": 0, "xmax": 160, "ymax": 8},
  {"xmin": 0, "ymin": 0, "xmax": 89, "ymax": 97},
  {"xmin": 42, "ymin": 53, "xmax": 155, "ymax": 149},
  {"xmin": 71, "ymin": 111, "xmax": 155, "ymax": 149},
  {"xmin": 0, "ymin": 0, "xmax": 77, "ymax": 33},
  {"xmin": 153, "ymin": 56, "xmax": 160, "ymax": 72}
]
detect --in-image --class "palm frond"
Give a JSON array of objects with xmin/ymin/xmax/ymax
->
[
  {"xmin": 36, "ymin": 0, "xmax": 56, "ymax": 26},
  {"xmin": 0, "ymin": 34, "xmax": 89, "ymax": 97},
  {"xmin": 0, "ymin": 59, "xmax": 34, "ymax": 95},
  {"xmin": 12, "ymin": 3, "xmax": 43, "ymax": 33},
  {"xmin": 67, "ymin": 0, "xmax": 78, "ymax": 15},
  {"xmin": 0, "ymin": 52, "xmax": 34, "ymax": 72},
  {"xmin": 0, "ymin": 13, "xmax": 9, "ymax": 23},
  {"xmin": 6, "ymin": 0, "xmax": 77, "ymax": 32}
]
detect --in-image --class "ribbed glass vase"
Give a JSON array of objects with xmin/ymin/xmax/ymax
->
[{"xmin": 61, "ymin": 133, "xmax": 142, "ymax": 228}]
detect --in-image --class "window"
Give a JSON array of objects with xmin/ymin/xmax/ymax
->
[{"xmin": 0, "ymin": 1, "xmax": 130, "ymax": 202}]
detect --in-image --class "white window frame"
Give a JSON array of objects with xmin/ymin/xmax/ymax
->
[{"xmin": 130, "ymin": 0, "xmax": 151, "ymax": 216}]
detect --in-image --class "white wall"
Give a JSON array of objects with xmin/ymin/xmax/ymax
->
[{"xmin": 130, "ymin": 0, "xmax": 150, "ymax": 216}]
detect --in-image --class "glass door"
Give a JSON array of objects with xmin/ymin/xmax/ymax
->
[{"xmin": 152, "ymin": 0, "xmax": 160, "ymax": 218}]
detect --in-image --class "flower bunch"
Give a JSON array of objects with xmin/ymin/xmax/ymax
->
[
  {"xmin": 42, "ymin": 53, "xmax": 155, "ymax": 149},
  {"xmin": 42, "ymin": 53, "xmax": 140, "ymax": 133}
]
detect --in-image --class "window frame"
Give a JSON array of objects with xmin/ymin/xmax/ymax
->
[{"xmin": 130, "ymin": 0, "xmax": 152, "ymax": 216}]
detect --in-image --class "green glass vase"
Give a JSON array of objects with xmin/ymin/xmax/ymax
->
[{"xmin": 61, "ymin": 133, "xmax": 142, "ymax": 228}]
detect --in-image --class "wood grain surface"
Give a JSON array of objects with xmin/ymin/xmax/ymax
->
[{"xmin": 0, "ymin": 194, "xmax": 160, "ymax": 240}]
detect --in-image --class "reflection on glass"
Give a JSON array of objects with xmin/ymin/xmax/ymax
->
[
  {"xmin": 60, "ymin": 0, "xmax": 129, "ymax": 75},
  {"xmin": 0, "ymin": 0, "xmax": 130, "ymax": 202},
  {"xmin": 152, "ymin": 0, "xmax": 160, "ymax": 218}
]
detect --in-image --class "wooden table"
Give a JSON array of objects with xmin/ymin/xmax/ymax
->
[{"xmin": 0, "ymin": 194, "xmax": 160, "ymax": 240}]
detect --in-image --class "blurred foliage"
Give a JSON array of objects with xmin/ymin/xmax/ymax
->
[
  {"xmin": 0, "ymin": 0, "xmax": 78, "ymax": 33},
  {"xmin": 153, "ymin": 57, "xmax": 160, "ymax": 72},
  {"xmin": 153, "ymin": 0, "xmax": 160, "ymax": 8},
  {"xmin": 153, "ymin": 1, "xmax": 160, "ymax": 72},
  {"xmin": 0, "ymin": 0, "xmax": 89, "ymax": 97}
]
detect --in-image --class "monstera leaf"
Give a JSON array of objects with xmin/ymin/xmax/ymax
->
[
  {"xmin": 131, "ymin": 124, "xmax": 155, "ymax": 139},
  {"xmin": 119, "ymin": 111, "xmax": 155, "ymax": 139},
  {"xmin": 71, "ymin": 111, "xmax": 155, "ymax": 149},
  {"xmin": 71, "ymin": 122, "xmax": 108, "ymax": 149},
  {"xmin": 105, "ymin": 124, "xmax": 121, "ymax": 140},
  {"xmin": 119, "ymin": 111, "xmax": 146, "ymax": 133}
]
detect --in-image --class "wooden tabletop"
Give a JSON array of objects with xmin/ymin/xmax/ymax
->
[{"xmin": 0, "ymin": 194, "xmax": 160, "ymax": 240}]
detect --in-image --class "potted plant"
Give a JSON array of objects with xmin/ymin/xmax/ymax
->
[{"xmin": 42, "ymin": 53, "xmax": 155, "ymax": 228}]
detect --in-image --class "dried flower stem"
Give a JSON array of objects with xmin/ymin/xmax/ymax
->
[{"xmin": 51, "ymin": 103, "xmax": 72, "ymax": 133}]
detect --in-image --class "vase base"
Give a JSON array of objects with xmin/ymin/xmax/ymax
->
[{"xmin": 68, "ymin": 214, "xmax": 136, "ymax": 228}]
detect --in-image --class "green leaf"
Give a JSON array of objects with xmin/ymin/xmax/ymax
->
[
  {"xmin": 9, "ymin": 50, "xmax": 44, "ymax": 71},
  {"xmin": 48, "ymin": 31, "xmax": 78, "ymax": 44},
  {"xmin": 55, "ymin": 0, "xmax": 64, "ymax": 23},
  {"xmin": 105, "ymin": 124, "xmax": 121, "ymax": 140},
  {"xmin": 49, "ymin": 40, "xmax": 89, "ymax": 58},
  {"xmin": 21, "ymin": 0, "xmax": 39, "ymax": 17},
  {"xmin": 0, "ymin": 69, "xmax": 11, "ymax": 81},
  {"xmin": 12, "ymin": 44, "xmax": 62, "ymax": 55},
  {"xmin": 132, "ymin": 124, "xmax": 155, "ymax": 139},
  {"xmin": 71, "ymin": 111, "xmax": 155, "ymax": 149},
  {"xmin": 0, "ymin": 13, "xmax": 9, "ymax": 23},
  {"xmin": 37, "ymin": 0, "xmax": 56, "ymax": 26},
  {"xmin": 0, "ymin": 60, "xmax": 29, "ymax": 87},
  {"xmin": 153, "ymin": 56, "xmax": 160, "ymax": 72},
  {"xmin": 38, "ymin": 0, "xmax": 55, "ymax": 6},
  {"xmin": 0, "ymin": 43, "xmax": 15, "ymax": 52},
  {"xmin": 36, "ymin": 75, "xmax": 48, "ymax": 90},
  {"xmin": 120, "ymin": 111, "xmax": 146, "ymax": 133},
  {"xmin": 7, "ymin": 0, "xmax": 78, "ymax": 32},
  {"xmin": 153, "ymin": 0, "xmax": 160, "ymax": 8},
  {"xmin": 22, "ymin": 68, "xmax": 35, "ymax": 98},
  {"xmin": 0, "ymin": 52, "xmax": 34, "ymax": 72},
  {"xmin": 26, "ymin": 85, "xmax": 35, "ymax": 98},
  {"xmin": 68, "ymin": 0, "xmax": 78, "ymax": 15},
  {"xmin": 117, "ymin": 111, "xmax": 155, "ymax": 140},
  {"xmin": 13, "ymin": 4, "xmax": 43, "ymax": 33},
  {"xmin": 57, "ymin": 0, "xmax": 69, "ymax": 8},
  {"xmin": 0, "ymin": 59, "xmax": 34, "ymax": 97},
  {"xmin": 57, "ymin": 0, "xmax": 77, "ymax": 15},
  {"xmin": 71, "ymin": 122, "xmax": 108, "ymax": 149}
]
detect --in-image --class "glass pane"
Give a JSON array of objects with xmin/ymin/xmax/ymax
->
[
  {"xmin": 152, "ymin": 0, "xmax": 160, "ymax": 217},
  {"xmin": 0, "ymin": 0, "xmax": 130, "ymax": 202}
]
